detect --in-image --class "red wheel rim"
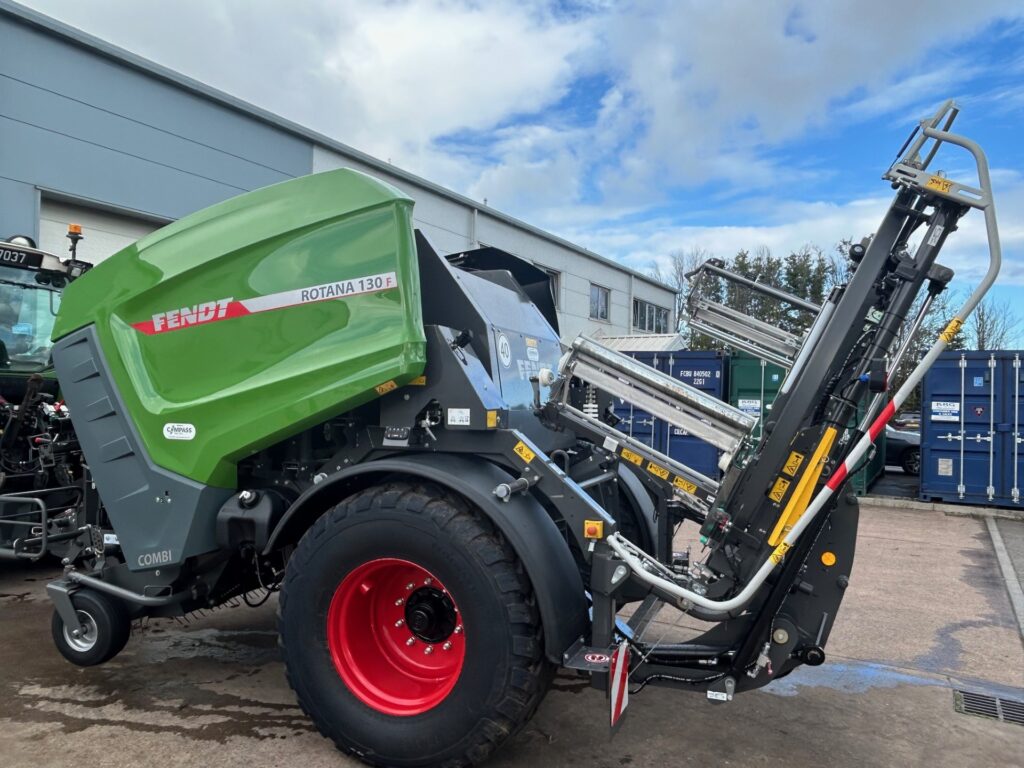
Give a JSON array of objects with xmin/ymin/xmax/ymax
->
[{"xmin": 327, "ymin": 558, "xmax": 465, "ymax": 716}]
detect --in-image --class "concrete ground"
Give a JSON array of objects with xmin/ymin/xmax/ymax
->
[{"xmin": 1, "ymin": 503, "xmax": 1022, "ymax": 768}]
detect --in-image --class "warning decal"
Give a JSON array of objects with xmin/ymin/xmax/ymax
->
[
  {"xmin": 620, "ymin": 448, "xmax": 643, "ymax": 466},
  {"xmin": 133, "ymin": 271, "xmax": 398, "ymax": 335},
  {"xmin": 768, "ymin": 477, "xmax": 791, "ymax": 503},
  {"xmin": 782, "ymin": 451, "xmax": 805, "ymax": 477},
  {"xmin": 513, "ymin": 441, "xmax": 536, "ymax": 464}
]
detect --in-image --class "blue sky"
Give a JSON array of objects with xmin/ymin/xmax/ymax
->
[{"xmin": 23, "ymin": 0, "xmax": 1024, "ymax": 334}]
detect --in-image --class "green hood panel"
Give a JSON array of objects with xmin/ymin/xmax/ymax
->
[{"xmin": 54, "ymin": 169, "xmax": 426, "ymax": 486}]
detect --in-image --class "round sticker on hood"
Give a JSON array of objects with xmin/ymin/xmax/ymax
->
[{"xmin": 497, "ymin": 333, "xmax": 512, "ymax": 368}]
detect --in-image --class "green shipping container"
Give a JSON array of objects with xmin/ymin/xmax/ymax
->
[{"xmin": 728, "ymin": 352, "xmax": 884, "ymax": 495}]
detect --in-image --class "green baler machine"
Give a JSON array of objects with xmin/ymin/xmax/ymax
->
[
  {"xmin": 54, "ymin": 169, "xmax": 426, "ymax": 489},
  {"xmin": 31, "ymin": 101, "xmax": 1003, "ymax": 768}
]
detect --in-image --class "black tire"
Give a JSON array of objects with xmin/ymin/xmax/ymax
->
[
  {"xmin": 51, "ymin": 589, "xmax": 130, "ymax": 667},
  {"xmin": 901, "ymin": 448, "xmax": 920, "ymax": 476},
  {"xmin": 279, "ymin": 481, "xmax": 553, "ymax": 768}
]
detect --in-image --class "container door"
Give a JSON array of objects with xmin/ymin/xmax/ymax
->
[
  {"xmin": 922, "ymin": 353, "xmax": 1001, "ymax": 503},
  {"xmin": 661, "ymin": 353, "xmax": 724, "ymax": 479},
  {"xmin": 1003, "ymin": 353, "xmax": 1022, "ymax": 505},
  {"xmin": 611, "ymin": 352, "xmax": 659, "ymax": 448}
]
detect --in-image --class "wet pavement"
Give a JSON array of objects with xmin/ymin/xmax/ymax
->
[{"xmin": 1, "ymin": 502, "xmax": 1022, "ymax": 768}]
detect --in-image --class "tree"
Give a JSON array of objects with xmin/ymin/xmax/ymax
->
[{"xmin": 965, "ymin": 293, "xmax": 1022, "ymax": 350}]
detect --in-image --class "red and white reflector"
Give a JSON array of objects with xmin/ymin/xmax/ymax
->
[{"xmin": 609, "ymin": 639, "xmax": 630, "ymax": 729}]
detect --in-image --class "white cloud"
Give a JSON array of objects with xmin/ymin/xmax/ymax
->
[{"xmin": 17, "ymin": 0, "xmax": 1024, "ymax": 286}]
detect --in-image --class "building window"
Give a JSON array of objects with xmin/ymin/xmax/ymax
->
[
  {"xmin": 544, "ymin": 268, "xmax": 561, "ymax": 309},
  {"xmin": 633, "ymin": 298, "xmax": 670, "ymax": 333},
  {"xmin": 590, "ymin": 284, "xmax": 610, "ymax": 321}
]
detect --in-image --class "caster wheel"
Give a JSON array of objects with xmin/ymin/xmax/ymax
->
[{"xmin": 51, "ymin": 589, "xmax": 131, "ymax": 667}]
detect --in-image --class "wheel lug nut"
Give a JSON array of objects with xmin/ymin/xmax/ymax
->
[
  {"xmin": 454, "ymin": 624, "xmax": 463, "ymax": 634},
  {"xmin": 424, "ymin": 645, "xmax": 433, "ymax": 655},
  {"xmin": 406, "ymin": 582, "xmax": 415, "ymax": 590},
  {"xmin": 395, "ymin": 598, "xmax": 404, "ymax": 606},
  {"xmin": 395, "ymin": 619, "xmax": 404, "ymax": 628},
  {"xmin": 424, "ymin": 577, "xmax": 432, "ymax": 585},
  {"xmin": 406, "ymin": 637, "xmax": 415, "ymax": 646},
  {"xmin": 443, "ymin": 641, "xmax": 452, "ymax": 651}
]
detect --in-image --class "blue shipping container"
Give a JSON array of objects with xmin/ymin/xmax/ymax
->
[
  {"xmin": 610, "ymin": 351, "xmax": 660, "ymax": 449},
  {"xmin": 659, "ymin": 351, "xmax": 728, "ymax": 480},
  {"xmin": 610, "ymin": 350, "xmax": 726, "ymax": 480},
  {"xmin": 920, "ymin": 350, "xmax": 1023, "ymax": 508}
]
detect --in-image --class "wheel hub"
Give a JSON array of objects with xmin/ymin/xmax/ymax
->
[
  {"xmin": 405, "ymin": 587, "xmax": 456, "ymax": 643},
  {"xmin": 327, "ymin": 558, "xmax": 465, "ymax": 716}
]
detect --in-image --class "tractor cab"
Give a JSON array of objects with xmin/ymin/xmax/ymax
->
[{"xmin": 0, "ymin": 232, "xmax": 91, "ymax": 395}]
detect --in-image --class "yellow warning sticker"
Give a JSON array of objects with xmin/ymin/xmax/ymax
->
[
  {"xmin": 925, "ymin": 175, "xmax": 954, "ymax": 194},
  {"xmin": 782, "ymin": 451, "xmax": 805, "ymax": 477},
  {"xmin": 487, "ymin": 410, "xmax": 499, "ymax": 428},
  {"xmin": 768, "ymin": 476, "xmax": 791, "ymax": 503},
  {"xmin": 408, "ymin": 375, "xmax": 427, "ymax": 386},
  {"xmin": 646, "ymin": 461, "xmax": 670, "ymax": 480},
  {"xmin": 674, "ymin": 476, "xmax": 698, "ymax": 494},
  {"xmin": 525, "ymin": 337, "xmax": 538, "ymax": 348},
  {"xmin": 770, "ymin": 542, "xmax": 792, "ymax": 565},
  {"xmin": 513, "ymin": 441, "xmax": 536, "ymax": 463},
  {"xmin": 620, "ymin": 448, "xmax": 643, "ymax": 466},
  {"xmin": 375, "ymin": 380, "xmax": 398, "ymax": 395}
]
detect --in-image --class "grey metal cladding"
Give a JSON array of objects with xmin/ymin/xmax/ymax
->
[{"xmin": 51, "ymin": 325, "xmax": 233, "ymax": 571}]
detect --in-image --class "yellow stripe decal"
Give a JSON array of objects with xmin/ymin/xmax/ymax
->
[
  {"xmin": 940, "ymin": 318, "xmax": 963, "ymax": 343},
  {"xmin": 768, "ymin": 427, "xmax": 838, "ymax": 546}
]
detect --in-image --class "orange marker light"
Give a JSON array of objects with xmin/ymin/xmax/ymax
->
[
  {"xmin": 821, "ymin": 551, "xmax": 837, "ymax": 567},
  {"xmin": 67, "ymin": 223, "xmax": 82, "ymax": 235}
]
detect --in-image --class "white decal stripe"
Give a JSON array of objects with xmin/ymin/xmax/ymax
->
[{"xmin": 239, "ymin": 271, "xmax": 398, "ymax": 314}]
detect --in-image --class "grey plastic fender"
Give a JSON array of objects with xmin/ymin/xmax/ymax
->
[{"xmin": 265, "ymin": 453, "xmax": 588, "ymax": 663}]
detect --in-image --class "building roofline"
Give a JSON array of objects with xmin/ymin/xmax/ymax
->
[{"xmin": 0, "ymin": 0, "xmax": 675, "ymax": 293}]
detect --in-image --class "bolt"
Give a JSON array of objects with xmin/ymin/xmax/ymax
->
[
  {"xmin": 395, "ymin": 598, "xmax": 404, "ymax": 606},
  {"xmin": 395, "ymin": 619, "xmax": 404, "ymax": 628},
  {"xmin": 406, "ymin": 637, "xmax": 415, "ymax": 646},
  {"xmin": 772, "ymin": 628, "xmax": 790, "ymax": 645},
  {"xmin": 406, "ymin": 582, "xmax": 415, "ymax": 590},
  {"xmin": 454, "ymin": 624, "xmax": 463, "ymax": 634},
  {"xmin": 71, "ymin": 629, "xmax": 81, "ymax": 638},
  {"xmin": 442, "ymin": 641, "xmax": 452, "ymax": 651},
  {"xmin": 424, "ymin": 577, "xmax": 432, "ymax": 585},
  {"xmin": 424, "ymin": 645, "xmax": 434, "ymax": 655}
]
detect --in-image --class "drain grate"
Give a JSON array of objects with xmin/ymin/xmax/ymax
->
[{"xmin": 954, "ymin": 690, "xmax": 1024, "ymax": 726}]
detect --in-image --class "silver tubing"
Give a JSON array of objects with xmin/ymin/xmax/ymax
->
[
  {"xmin": 780, "ymin": 298, "xmax": 836, "ymax": 394},
  {"xmin": 696, "ymin": 261, "xmax": 821, "ymax": 313},
  {"xmin": 565, "ymin": 336, "xmax": 756, "ymax": 449}
]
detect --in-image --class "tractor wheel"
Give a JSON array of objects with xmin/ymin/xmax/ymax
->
[
  {"xmin": 279, "ymin": 481, "xmax": 553, "ymax": 768},
  {"xmin": 51, "ymin": 589, "xmax": 130, "ymax": 667}
]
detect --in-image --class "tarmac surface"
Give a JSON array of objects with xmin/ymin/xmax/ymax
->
[{"xmin": 1, "ymin": 502, "xmax": 1022, "ymax": 768}]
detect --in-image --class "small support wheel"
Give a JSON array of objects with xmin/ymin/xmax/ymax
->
[
  {"xmin": 51, "ymin": 589, "xmax": 131, "ymax": 667},
  {"xmin": 901, "ymin": 447, "xmax": 920, "ymax": 476}
]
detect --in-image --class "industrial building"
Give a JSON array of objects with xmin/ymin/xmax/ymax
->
[{"xmin": 0, "ymin": 1, "xmax": 676, "ymax": 341}]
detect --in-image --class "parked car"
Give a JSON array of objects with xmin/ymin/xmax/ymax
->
[
  {"xmin": 885, "ymin": 425, "xmax": 920, "ymax": 475},
  {"xmin": 894, "ymin": 411, "xmax": 921, "ymax": 430}
]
